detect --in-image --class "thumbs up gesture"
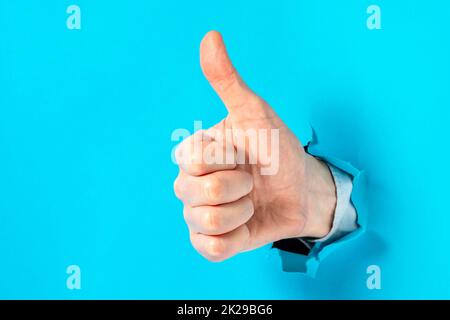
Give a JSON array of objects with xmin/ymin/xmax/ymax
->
[{"xmin": 174, "ymin": 31, "xmax": 337, "ymax": 262}]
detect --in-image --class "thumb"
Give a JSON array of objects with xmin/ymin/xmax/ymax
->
[{"xmin": 200, "ymin": 31, "xmax": 266, "ymax": 119}]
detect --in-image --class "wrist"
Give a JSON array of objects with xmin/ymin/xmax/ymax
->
[{"xmin": 300, "ymin": 154, "xmax": 337, "ymax": 238}]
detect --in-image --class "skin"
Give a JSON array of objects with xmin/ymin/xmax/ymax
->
[{"xmin": 174, "ymin": 31, "xmax": 337, "ymax": 262}]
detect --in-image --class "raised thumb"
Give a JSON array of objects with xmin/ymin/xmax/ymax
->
[{"xmin": 200, "ymin": 31, "xmax": 263, "ymax": 119}]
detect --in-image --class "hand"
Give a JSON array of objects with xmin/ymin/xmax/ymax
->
[{"xmin": 174, "ymin": 31, "xmax": 337, "ymax": 262}]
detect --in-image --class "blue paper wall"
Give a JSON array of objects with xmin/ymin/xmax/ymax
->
[{"xmin": 0, "ymin": 0, "xmax": 449, "ymax": 298}]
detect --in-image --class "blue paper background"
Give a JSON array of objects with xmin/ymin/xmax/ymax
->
[{"xmin": 1, "ymin": 0, "xmax": 449, "ymax": 298}]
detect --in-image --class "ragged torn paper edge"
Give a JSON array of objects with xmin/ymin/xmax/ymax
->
[{"xmin": 275, "ymin": 126, "xmax": 367, "ymax": 277}]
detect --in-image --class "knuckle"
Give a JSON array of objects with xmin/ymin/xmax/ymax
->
[
  {"xmin": 189, "ymin": 234, "xmax": 229, "ymax": 263},
  {"xmin": 205, "ymin": 238, "xmax": 227, "ymax": 262},
  {"xmin": 189, "ymin": 149, "xmax": 203, "ymax": 166},
  {"xmin": 173, "ymin": 176, "xmax": 183, "ymax": 198},
  {"xmin": 180, "ymin": 151, "xmax": 203, "ymax": 175},
  {"xmin": 202, "ymin": 209, "xmax": 221, "ymax": 233},
  {"xmin": 203, "ymin": 176, "xmax": 223, "ymax": 203},
  {"xmin": 177, "ymin": 134, "xmax": 201, "ymax": 165},
  {"xmin": 205, "ymin": 62, "xmax": 237, "ymax": 88}
]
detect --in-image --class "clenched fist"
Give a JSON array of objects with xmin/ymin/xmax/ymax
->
[{"xmin": 174, "ymin": 31, "xmax": 337, "ymax": 262}]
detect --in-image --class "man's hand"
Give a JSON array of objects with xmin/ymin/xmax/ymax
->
[{"xmin": 174, "ymin": 31, "xmax": 337, "ymax": 262}]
